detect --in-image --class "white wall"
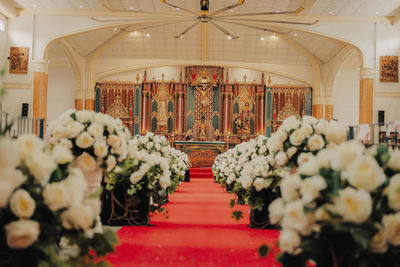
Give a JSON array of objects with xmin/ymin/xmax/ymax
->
[
  {"xmin": 47, "ymin": 66, "xmax": 75, "ymax": 122},
  {"xmin": 332, "ymin": 68, "xmax": 360, "ymax": 127},
  {"xmin": 2, "ymin": 88, "xmax": 31, "ymax": 116}
]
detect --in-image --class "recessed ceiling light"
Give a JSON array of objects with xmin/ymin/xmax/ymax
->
[
  {"xmin": 130, "ymin": 7, "xmax": 134, "ymax": 10},
  {"xmin": 33, "ymin": 4, "xmax": 37, "ymax": 7},
  {"xmin": 375, "ymin": 11, "xmax": 380, "ymax": 15},
  {"xmin": 227, "ymin": 35, "xmax": 232, "ymax": 40},
  {"xmin": 179, "ymin": 34, "xmax": 184, "ymax": 38},
  {"xmin": 293, "ymin": 32, "xmax": 297, "ymax": 36},
  {"xmin": 273, "ymin": 34, "xmax": 278, "ymax": 39},
  {"xmin": 176, "ymin": 7, "xmax": 180, "ymax": 10},
  {"xmin": 260, "ymin": 37, "xmax": 264, "ymax": 41},
  {"xmin": 328, "ymin": 11, "xmax": 333, "ymax": 14},
  {"xmin": 275, "ymin": 10, "xmax": 280, "ymax": 13},
  {"xmin": 229, "ymin": 9, "xmax": 233, "ymax": 12},
  {"xmin": 48, "ymin": 60, "xmax": 51, "ymax": 63},
  {"xmin": 146, "ymin": 33, "xmax": 150, "ymax": 38},
  {"xmin": 79, "ymin": 5, "xmax": 84, "ymax": 9},
  {"xmin": 114, "ymin": 27, "xmax": 119, "ymax": 31}
]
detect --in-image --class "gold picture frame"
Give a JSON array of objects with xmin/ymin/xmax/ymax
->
[
  {"xmin": 9, "ymin": 47, "xmax": 29, "ymax": 74},
  {"xmin": 380, "ymin": 55, "xmax": 398, "ymax": 83}
]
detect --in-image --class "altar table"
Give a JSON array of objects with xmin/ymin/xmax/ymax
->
[{"xmin": 174, "ymin": 141, "xmax": 227, "ymax": 167}]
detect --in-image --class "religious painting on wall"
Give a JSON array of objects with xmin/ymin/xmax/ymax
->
[
  {"xmin": 233, "ymin": 84, "xmax": 255, "ymax": 135},
  {"xmin": 9, "ymin": 47, "xmax": 29, "ymax": 74},
  {"xmin": 380, "ymin": 55, "xmax": 398, "ymax": 82}
]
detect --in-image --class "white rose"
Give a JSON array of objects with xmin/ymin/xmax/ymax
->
[
  {"xmin": 326, "ymin": 121, "xmax": 346, "ymax": 144},
  {"xmin": 282, "ymin": 116, "xmax": 300, "ymax": 131},
  {"xmin": 297, "ymin": 152, "xmax": 314, "ymax": 165},
  {"xmin": 94, "ymin": 112, "xmax": 107, "ymax": 125},
  {"xmin": 58, "ymin": 139, "xmax": 73, "ymax": 150},
  {"xmin": 268, "ymin": 198, "xmax": 284, "ymax": 224},
  {"xmin": 253, "ymin": 178, "xmax": 265, "ymax": 192},
  {"xmin": 258, "ymin": 146, "xmax": 267, "ymax": 155},
  {"xmin": 331, "ymin": 142, "xmax": 364, "ymax": 171},
  {"xmin": 76, "ymin": 110, "xmax": 93, "ymax": 123},
  {"xmin": 238, "ymin": 174, "xmax": 252, "ymax": 190},
  {"xmin": 387, "ymin": 174, "xmax": 400, "ymax": 211},
  {"xmin": 307, "ymin": 134, "xmax": 325, "ymax": 151},
  {"xmin": 106, "ymin": 156, "xmax": 117, "ymax": 172},
  {"xmin": 382, "ymin": 213, "xmax": 400, "ymax": 246},
  {"xmin": 16, "ymin": 134, "xmax": 44, "ymax": 160},
  {"xmin": 94, "ymin": 141, "xmax": 108, "ymax": 158},
  {"xmin": 61, "ymin": 204, "xmax": 94, "ymax": 231},
  {"xmin": 302, "ymin": 115, "xmax": 318, "ymax": 125},
  {"xmin": 76, "ymin": 131, "xmax": 95, "ymax": 149},
  {"xmin": 52, "ymin": 144, "xmax": 73, "ymax": 164},
  {"xmin": 10, "ymin": 189, "xmax": 36, "ymax": 219},
  {"xmin": 314, "ymin": 119, "xmax": 329, "ymax": 135},
  {"xmin": 0, "ymin": 137, "xmax": 20, "ymax": 169},
  {"xmin": 0, "ymin": 179, "xmax": 17, "ymax": 208},
  {"xmin": 5, "ymin": 220, "xmax": 40, "ymax": 249},
  {"xmin": 300, "ymin": 123, "xmax": 313, "ymax": 138},
  {"xmin": 289, "ymin": 129, "xmax": 305, "ymax": 146},
  {"xmin": 87, "ymin": 123, "xmax": 104, "ymax": 139},
  {"xmin": 43, "ymin": 182, "xmax": 70, "ymax": 211},
  {"xmin": 51, "ymin": 125, "xmax": 66, "ymax": 141},
  {"xmin": 334, "ymin": 187, "xmax": 372, "ymax": 223},
  {"xmin": 279, "ymin": 229, "xmax": 302, "ymax": 255},
  {"xmin": 146, "ymin": 142, "xmax": 154, "ymax": 150},
  {"xmin": 65, "ymin": 121, "xmax": 84, "ymax": 138},
  {"xmin": 300, "ymin": 175, "xmax": 327, "ymax": 203},
  {"xmin": 159, "ymin": 173, "xmax": 171, "ymax": 189},
  {"xmin": 315, "ymin": 206, "xmax": 332, "ymax": 221},
  {"xmin": 316, "ymin": 149, "xmax": 334, "ymax": 169},
  {"xmin": 282, "ymin": 200, "xmax": 314, "ymax": 235},
  {"xmin": 388, "ymin": 149, "xmax": 400, "ymax": 171},
  {"xmin": 25, "ymin": 152, "xmax": 57, "ymax": 184},
  {"xmin": 267, "ymin": 136, "xmax": 283, "ymax": 153},
  {"xmin": 76, "ymin": 152, "xmax": 97, "ymax": 173},
  {"xmin": 275, "ymin": 151, "xmax": 288, "ymax": 166},
  {"xmin": 297, "ymin": 158, "xmax": 319, "ymax": 176},
  {"xmin": 107, "ymin": 135, "xmax": 121, "ymax": 148},
  {"xmin": 287, "ymin": 147, "xmax": 297, "ymax": 159},
  {"xmin": 155, "ymin": 143, "xmax": 161, "ymax": 151},
  {"xmin": 344, "ymin": 155, "xmax": 385, "ymax": 192},
  {"xmin": 62, "ymin": 168, "xmax": 87, "ymax": 205},
  {"xmin": 281, "ymin": 174, "xmax": 302, "ymax": 202},
  {"xmin": 58, "ymin": 111, "xmax": 74, "ymax": 126},
  {"xmin": 370, "ymin": 224, "xmax": 388, "ymax": 254}
]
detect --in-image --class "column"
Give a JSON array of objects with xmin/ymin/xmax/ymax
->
[
  {"xmin": 312, "ymin": 96, "xmax": 324, "ymax": 119},
  {"xmin": 325, "ymin": 97, "xmax": 333, "ymax": 121},
  {"xmin": 32, "ymin": 60, "xmax": 48, "ymax": 120},
  {"xmin": 85, "ymin": 90, "xmax": 95, "ymax": 111},
  {"xmin": 359, "ymin": 67, "xmax": 374, "ymax": 124},
  {"xmin": 75, "ymin": 90, "xmax": 85, "ymax": 110},
  {"xmin": 224, "ymin": 93, "xmax": 229, "ymax": 134}
]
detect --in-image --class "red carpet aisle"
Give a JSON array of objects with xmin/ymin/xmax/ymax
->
[{"xmin": 106, "ymin": 168, "xmax": 281, "ymax": 267}]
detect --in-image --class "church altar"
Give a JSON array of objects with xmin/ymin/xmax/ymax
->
[{"xmin": 174, "ymin": 141, "xmax": 227, "ymax": 167}]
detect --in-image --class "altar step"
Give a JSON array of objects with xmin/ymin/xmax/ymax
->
[{"xmin": 190, "ymin": 167, "xmax": 214, "ymax": 179}]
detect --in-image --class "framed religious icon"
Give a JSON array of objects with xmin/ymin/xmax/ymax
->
[
  {"xmin": 380, "ymin": 55, "xmax": 398, "ymax": 82},
  {"xmin": 9, "ymin": 47, "xmax": 29, "ymax": 74}
]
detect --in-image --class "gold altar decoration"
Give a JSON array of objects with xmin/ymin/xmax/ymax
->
[
  {"xmin": 151, "ymin": 82, "xmax": 173, "ymax": 133},
  {"xmin": 233, "ymin": 84, "xmax": 255, "ymax": 134},
  {"xmin": 106, "ymin": 94, "xmax": 129, "ymax": 118}
]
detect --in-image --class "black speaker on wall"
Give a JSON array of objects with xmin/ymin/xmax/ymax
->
[
  {"xmin": 378, "ymin": 110, "xmax": 385, "ymax": 125},
  {"xmin": 21, "ymin": 103, "xmax": 29, "ymax": 117}
]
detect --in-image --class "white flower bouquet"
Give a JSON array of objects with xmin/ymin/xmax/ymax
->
[
  {"xmin": 48, "ymin": 109, "xmax": 130, "ymax": 194},
  {"xmin": 168, "ymin": 148, "xmax": 189, "ymax": 192},
  {"xmin": 266, "ymin": 142, "xmax": 400, "ymax": 266},
  {"xmin": 0, "ymin": 135, "xmax": 117, "ymax": 266},
  {"xmin": 267, "ymin": 115, "xmax": 346, "ymax": 170}
]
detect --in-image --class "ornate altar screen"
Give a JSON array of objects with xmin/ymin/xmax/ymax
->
[{"xmin": 94, "ymin": 66, "xmax": 313, "ymax": 144}]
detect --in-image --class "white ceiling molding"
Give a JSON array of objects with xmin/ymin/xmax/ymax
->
[{"xmin": 0, "ymin": 0, "xmax": 18, "ymax": 18}]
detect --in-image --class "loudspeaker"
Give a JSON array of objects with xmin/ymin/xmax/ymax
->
[
  {"xmin": 21, "ymin": 103, "xmax": 28, "ymax": 117},
  {"xmin": 378, "ymin": 110, "xmax": 385, "ymax": 124}
]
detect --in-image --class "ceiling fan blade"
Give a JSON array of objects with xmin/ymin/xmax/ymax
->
[
  {"xmin": 209, "ymin": 0, "xmax": 246, "ymax": 17},
  {"xmin": 216, "ymin": 19, "xmax": 287, "ymax": 35},
  {"xmin": 174, "ymin": 21, "xmax": 201, "ymax": 38},
  {"xmin": 161, "ymin": 0, "xmax": 199, "ymax": 17},
  {"xmin": 220, "ymin": 18, "xmax": 319, "ymax": 26},
  {"xmin": 215, "ymin": 6, "xmax": 304, "ymax": 18},
  {"xmin": 210, "ymin": 21, "xmax": 239, "ymax": 39},
  {"xmin": 117, "ymin": 20, "xmax": 196, "ymax": 32}
]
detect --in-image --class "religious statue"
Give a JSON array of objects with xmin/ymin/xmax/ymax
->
[
  {"xmin": 236, "ymin": 102, "xmax": 251, "ymax": 132},
  {"xmin": 198, "ymin": 116, "xmax": 207, "ymax": 141},
  {"xmin": 158, "ymin": 96, "xmax": 168, "ymax": 127}
]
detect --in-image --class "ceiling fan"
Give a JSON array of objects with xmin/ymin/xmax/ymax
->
[{"xmin": 94, "ymin": 0, "xmax": 319, "ymax": 38}]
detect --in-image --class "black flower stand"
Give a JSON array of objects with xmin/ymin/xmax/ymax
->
[{"xmin": 249, "ymin": 188, "xmax": 280, "ymax": 229}]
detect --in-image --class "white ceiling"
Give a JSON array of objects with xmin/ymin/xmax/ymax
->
[{"xmin": 11, "ymin": 0, "xmax": 400, "ymax": 16}]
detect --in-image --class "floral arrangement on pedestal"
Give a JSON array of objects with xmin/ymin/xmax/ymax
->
[
  {"xmin": 48, "ymin": 109, "xmax": 130, "ymax": 195},
  {"xmin": 267, "ymin": 115, "xmax": 346, "ymax": 170},
  {"xmin": 168, "ymin": 148, "xmax": 190, "ymax": 192},
  {"xmin": 267, "ymin": 142, "xmax": 400, "ymax": 266},
  {"xmin": 0, "ymin": 135, "xmax": 117, "ymax": 266}
]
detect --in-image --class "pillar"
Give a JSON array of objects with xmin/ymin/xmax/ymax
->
[
  {"xmin": 85, "ymin": 90, "xmax": 95, "ymax": 111},
  {"xmin": 359, "ymin": 67, "xmax": 374, "ymax": 124},
  {"xmin": 75, "ymin": 90, "xmax": 85, "ymax": 110},
  {"xmin": 312, "ymin": 103, "xmax": 324, "ymax": 119},
  {"xmin": 32, "ymin": 60, "xmax": 48, "ymax": 120}
]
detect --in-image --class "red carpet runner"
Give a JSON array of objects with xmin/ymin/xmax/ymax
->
[{"xmin": 106, "ymin": 168, "xmax": 281, "ymax": 267}]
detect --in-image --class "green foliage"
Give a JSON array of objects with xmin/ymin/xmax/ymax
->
[{"xmin": 231, "ymin": 210, "xmax": 243, "ymax": 221}]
